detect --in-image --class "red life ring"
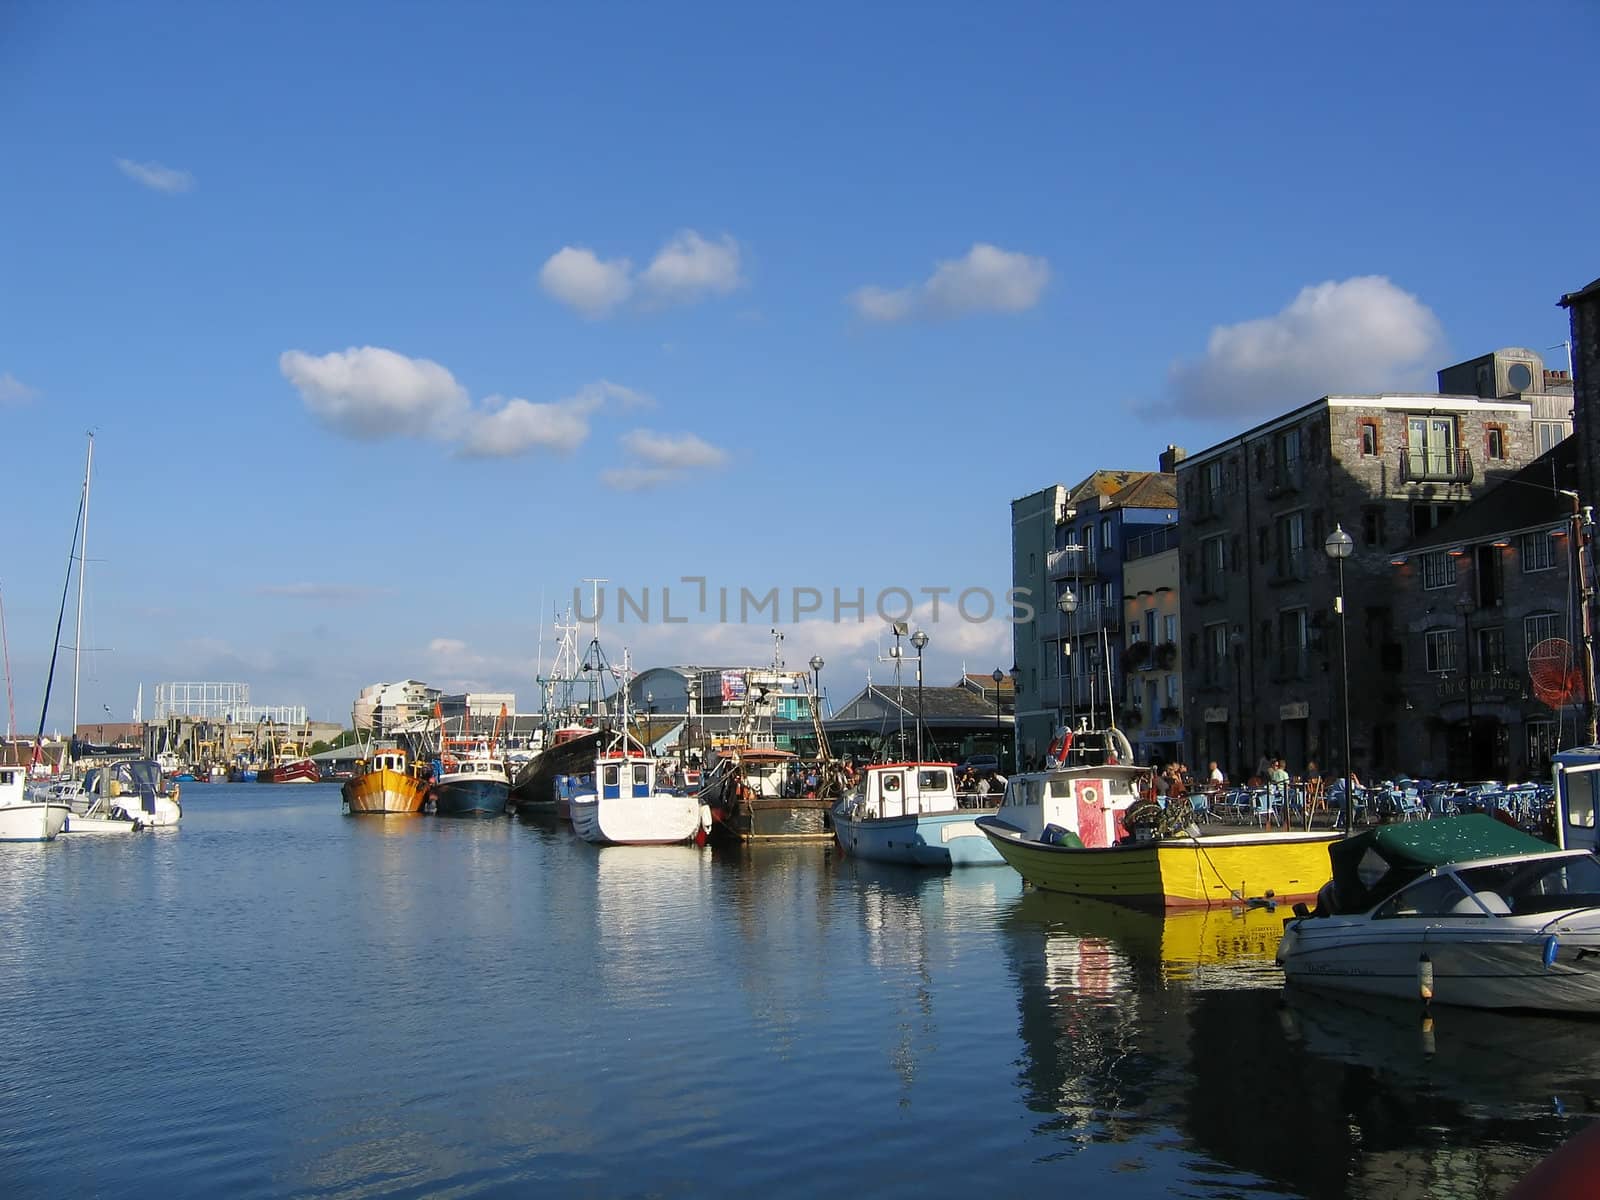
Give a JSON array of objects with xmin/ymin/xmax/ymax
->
[{"xmin": 1047, "ymin": 731, "xmax": 1073, "ymax": 764}]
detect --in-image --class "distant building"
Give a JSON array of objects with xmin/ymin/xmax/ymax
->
[
  {"xmin": 353, "ymin": 679, "xmax": 441, "ymax": 733},
  {"xmin": 1011, "ymin": 457, "xmax": 1180, "ymax": 769}
]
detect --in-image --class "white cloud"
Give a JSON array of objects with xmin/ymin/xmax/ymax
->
[
  {"xmin": 621, "ymin": 429, "xmax": 728, "ymax": 470},
  {"xmin": 602, "ymin": 428, "xmax": 729, "ymax": 491},
  {"xmin": 424, "ymin": 636, "xmax": 534, "ymax": 694},
  {"xmin": 282, "ymin": 348, "xmax": 651, "ymax": 460},
  {"xmin": 539, "ymin": 230, "xmax": 742, "ymax": 317},
  {"xmin": 640, "ymin": 231, "xmax": 742, "ymax": 304},
  {"xmin": 1158, "ymin": 275, "xmax": 1445, "ymax": 419},
  {"xmin": 0, "ymin": 372, "xmax": 39, "ymax": 404},
  {"xmin": 280, "ymin": 346, "xmax": 468, "ymax": 439},
  {"xmin": 459, "ymin": 395, "xmax": 596, "ymax": 458},
  {"xmin": 850, "ymin": 243, "xmax": 1050, "ymax": 322},
  {"xmin": 538, "ymin": 246, "xmax": 634, "ymax": 317},
  {"xmin": 115, "ymin": 157, "xmax": 194, "ymax": 194}
]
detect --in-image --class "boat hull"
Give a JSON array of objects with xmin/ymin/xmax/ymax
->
[
  {"xmin": 976, "ymin": 819, "xmax": 1339, "ymax": 908},
  {"xmin": 570, "ymin": 793, "xmax": 708, "ymax": 845},
  {"xmin": 834, "ymin": 808, "xmax": 1004, "ymax": 866},
  {"xmin": 432, "ymin": 778, "xmax": 510, "ymax": 817},
  {"xmin": 259, "ymin": 759, "xmax": 320, "ymax": 784},
  {"xmin": 712, "ymin": 796, "xmax": 834, "ymax": 843},
  {"xmin": 1280, "ymin": 916, "xmax": 1600, "ymax": 1012},
  {"xmin": 0, "ymin": 802, "xmax": 70, "ymax": 842},
  {"xmin": 342, "ymin": 769, "xmax": 429, "ymax": 815}
]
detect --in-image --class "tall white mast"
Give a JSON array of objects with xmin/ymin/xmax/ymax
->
[{"xmin": 71, "ymin": 434, "xmax": 93, "ymax": 750}]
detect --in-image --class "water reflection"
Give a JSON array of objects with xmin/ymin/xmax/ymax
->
[{"xmin": 1002, "ymin": 888, "xmax": 1585, "ymax": 1197}]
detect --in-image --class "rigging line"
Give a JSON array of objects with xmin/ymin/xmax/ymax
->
[{"xmin": 34, "ymin": 483, "xmax": 87, "ymax": 765}]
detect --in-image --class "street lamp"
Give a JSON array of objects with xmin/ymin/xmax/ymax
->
[
  {"xmin": 1229, "ymin": 627, "xmax": 1244, "ymax": 779},
  {"xmin": 1456, "ymin": 596, "xmax": 1476, "ymax": 778},
  {"xmin": 1009, "ymin": 663, "xmax": 1021, "ymax": 772},
  {"xmin": 1058, "ymin": 588, "xmax": 1078, "ymax": 727},
  {"xmin": 684, "ymin": 676, "xmax": 699, "ymax": 761},
  {"xmin": 1324, "ymin": 522, "xmax": 1355, "ymax": 834},
  {"xmin": 910, "ymin": 631, "xmax": 929, "ymax": 763},
  {"xmin": 809, "ymin": 654, "xmax": 824, "ymax": 717},
  {"xmin": 991, "ymin": 667, "xmax": 1004, "ymax": 761}
]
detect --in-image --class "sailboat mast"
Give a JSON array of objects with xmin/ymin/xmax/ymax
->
[
  {"xmin": 71, "ymin": 434, "xmax": 92, "ymax": 751},
  {"xmin": 0, "ymin": 585, "xmax": 14, "ymax": 741}
]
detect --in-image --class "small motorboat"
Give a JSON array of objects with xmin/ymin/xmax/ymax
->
[{"xmin": 1277, "ymin": 814, "xmax": 1600, "ymax": 1012}]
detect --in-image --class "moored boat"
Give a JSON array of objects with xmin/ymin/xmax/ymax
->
[
  {"xmin": 1276, "ymin": 814, "xmax": 1600, "ymax": 1012},
  {"xmin": 341, "ymin": 745, "xmax": 430, "ymax": 815},
  {"xmin": 976, "ymin": 723, "xmax": 1338, "ymax": 908},
  {"xmin": 258, "ymin": 756, "xmax": 319, "ymax": 784},
  {"xmin": 82, "ymin": 760, "xmax": 181, "ymax": 828},
  {"xmin": 703, "ymin": 746, "xmax": 834, "ymax": 842},
  {"xmin": 569, "ymin": 653, "xmax": 710, "ymax": 846},
  {"xmin": 832, "ymin": 761, "xmax": 1003, "ymax": 866},
  {"xmin": 431, "ymin": 747, "xmax": 510, "ymax": 816},
  {"xmin": 0, "ymin": 763, "xmax": 69, "ymax": 842}
]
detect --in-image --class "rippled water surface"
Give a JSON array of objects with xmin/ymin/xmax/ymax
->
[{"xmin": 0, "ymin": 785, "xmax": 1591, "ymax": 1197}]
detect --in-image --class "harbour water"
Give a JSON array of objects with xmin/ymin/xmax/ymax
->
[{"xmin": 1, "ymin": 784, "xmax": 1591, "ymax": 1198}]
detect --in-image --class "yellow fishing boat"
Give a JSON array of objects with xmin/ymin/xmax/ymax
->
[
  {"xmin": 341, "ymin": 746, "xmax": 430, "ymax": 815},
  {"xmin": 979, "ymin": 817, "xmax": 1338, "ymax": 908}
]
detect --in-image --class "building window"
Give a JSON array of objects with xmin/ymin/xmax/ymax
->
[
  {"xmin": 1359, "ymin": 421, "xmax": 1378, "ymax": 456},
  {"xmin": 1411, "ymin": 503, "xmax": 1458, "ymax": 537},
  {"xmin": 1407, "ymin": 416, "xmax": 1458, "ymax": 477},
  {"xmin": 1206, "ymin": 623, "xmax": 1227, "ymax": 685},
  {"xmin": 1200, "ymin": 535, "xmax": 1226, "ymax": 597},
  {"xmin": 1525, "ymin": 612, "xmax": 1561, "ymax": 658},
  {"xmin": 1424, "ymin": 629, "xmax": 1458, "ymax": 674},
  {"xmin": 1279, "ymin": 608, "xmax": 1309, "ymax": 678},
  {"xmin": 1100, "ymin": 518, "xmax": 1113, "ymax": 551},
  {"xmin": 1528, "ymin": 720, "xmax": 1558, "ymax": 773},
  {"xmin": 1421, "ymin": 551, "xmax": 1457, "ymax": 590},
  {"xmin": 1165, "ymin": 674, "xmax": 1179, "ymax": 707},
  {"xmin": 1163, "ymin": 614, "xmax": 1177, "ymax": 644},
  {"xmin": 1486, "ymin": 427, "xmax": 1505, "ymax": 460},
  {"xmin": 1361, "ymin": 507, "xmax": 1383, "ymax": 548},
  {"xmin": 1537, "ymin": 422, "xmax": 1566, "ymax": 455},
  {"xmin": 1479, "ymin": 626, "xmax": 1506, "ymax": 674},
  {"xmin": 1274, "ymin": 511, "xmax": 1306, "ymax": 579},
  {"xmin": 1522, "ymin": 530, "xmax": 1556, "ymax": 572}
]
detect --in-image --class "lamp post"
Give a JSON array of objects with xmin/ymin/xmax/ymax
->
[
  {"xmin": 991, "ymin": 667, "xmax": 1004, "ymax": 761},
  {"xmin": 1229, "ymin": 627, "xmax": 1244, "ymax": 780},
  {"xmin": 1058, "ymin": 588, "xmax": 1078, "ymax": 728},
  {"xmin": 1324, "ymin": 523, "xmax": 1354, "ymax": 834},
  {"xmin": 910, "ymin": 631, "xmax": 929, "ymax": 763},
  {"xmin": 684, "ymin": 676, "xmax": 698, "ymax": 762},
  {"xmin": 1009, "ymin": 664, "xmax": 1021, "ymax": 772},
  {"xmin": 1456, "ymin": 596, "xmax": 1476, "ymax": 778},
  {"xmin": 809, "ymin": 654, "xmax": 824, "ymax": 716}
]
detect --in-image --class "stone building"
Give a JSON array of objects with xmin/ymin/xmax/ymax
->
[
  {"xmin": 1560, "ymin": 278, "xmax": 1600, "ymax": 510},
  {"xmin": 1010, "ymin": 457, "xmax": 1179, "ymax": 767},
  {"xmin": 1389, "ymin": 437, "xmax": 1581, "ymax": 781},
  {"xmin": 1175, "ymin": 350, "xmax": 1572, "ymax": 782}
]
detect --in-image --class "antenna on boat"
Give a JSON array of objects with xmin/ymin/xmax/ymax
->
[
  {"xmin": 71, "ymin": 433, "xmax": 92, "ymax": 762},
  {"xmin": 0, "ymin": 585, "xmax": 13, "ymax": 742},
  {"xmin": 877, "ymin": 623, "xmax": 908, "ymax": 762}
]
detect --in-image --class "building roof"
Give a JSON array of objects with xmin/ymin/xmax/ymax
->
[
  {"xmin": 1559, "ymin": 278, "xmax": 1600, "ymax": 308},
  {"xmin": 1401, "ymin": 436, "xmax": 1579, "ymax": 556},
  {"xmin": 1109, "ymin": 472, "xmax": 1178, "ymax": 510},
  {"xmin": 829, "ymin": 683, "xmax": 1012, "ymax": 729},
  {"xmin": 957, "ymin": 672, "xmax": 1014, "ymax": 693}
]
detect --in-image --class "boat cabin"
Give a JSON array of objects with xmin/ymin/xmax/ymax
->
[
  {"xmin": 0, "ymin": 766, "xmax": 23, "ymax": 803},
  {"xmin": 998, "ymin": 763, "xmax": 1146, "ymax": 847},
  {"xmin": 850, "ymin": 763, "xmax": 961, "ymax": 819},
  {"xmin": 598, "ymin": 753, "xmax": 656, "ymax": 800},
  {"xmin": 1552, "ymin": 746, "xmax": 1600, "ymax": 853},
  {"xmin": 366, "ymin": 749, "xmax": 412, "ymax": 776}
]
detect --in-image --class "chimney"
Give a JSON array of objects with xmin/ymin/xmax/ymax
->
[{"xmin": 1159, "ymin": 444, "xmax": 1187, "ymax": 473}]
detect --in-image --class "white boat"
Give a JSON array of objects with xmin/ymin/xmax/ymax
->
[
  {"xmin": 0, "ymin": 763, "xmax": 69, "ymax": 842},
  {"xmin": 832, "ymin": 761, "xmax": 1004, "ymax": 866},
  {"xmin": 78, "ymin": 760, "xmax": 181, "ymax": 829},
  {"xmin": 1277, "ymin": 813, "xmax": 1600, "ymax": 1012},
  {"xmin": 570, "ymin": 653, "xmax": 710, "ymax": 846}
]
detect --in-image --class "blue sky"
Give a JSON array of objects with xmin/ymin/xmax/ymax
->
[{"xmin": 1, "ymin": 1, "xmax": 1595, "ymax": 729}]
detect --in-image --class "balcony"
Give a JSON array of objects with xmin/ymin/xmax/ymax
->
[
  {"xmin": 1046, "ymin": 544, "xmax": 1086, "ymax": 579},
  {"xmin": 1399, "ymin": 448, "xmax": 1474, "ymax": 486}
]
